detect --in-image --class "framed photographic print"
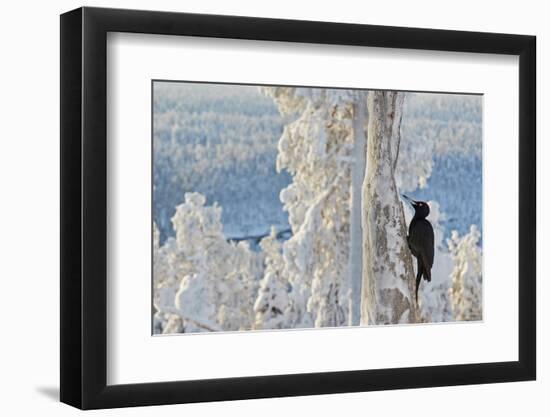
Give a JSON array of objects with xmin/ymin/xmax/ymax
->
[{"xmin": 60, "ymin": 6, "xmax": 536, "ymax": 410}]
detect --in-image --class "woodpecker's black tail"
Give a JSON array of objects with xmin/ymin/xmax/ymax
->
[
  {"xmin": 415, "ymin": 265, "xmax": 422, "ymax": 302},
  {"xmin": 424, "ymin": 266, "xmax": 432, "ymax": 282}
]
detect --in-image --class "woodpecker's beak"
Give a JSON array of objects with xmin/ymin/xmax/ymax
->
[{"xmin": 401, "ymin": 194, "xmax": 418, "ymax": 207}]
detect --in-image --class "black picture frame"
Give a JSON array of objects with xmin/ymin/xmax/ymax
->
[{"xmin": 60, "ymin": 6, "xmax": 536, "ymax": 410}]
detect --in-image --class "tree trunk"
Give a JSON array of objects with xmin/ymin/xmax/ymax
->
[
  {"xmin": 348, "ymin": 95, "xmax": 367, "ymax": 326},
  {"xmin": 360, "ymin": 91, "xmax": 419, "ymax": 325}
]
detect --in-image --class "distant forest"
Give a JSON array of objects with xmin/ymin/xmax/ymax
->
[
  {"xmin": 153, "ymin": 83, "xmax": 481, "ymax": 246},
  {"xmin": 153, "ymin": 83, "xmax": 291, "ymax": 244}
]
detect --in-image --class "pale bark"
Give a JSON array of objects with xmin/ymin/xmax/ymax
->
[
  {"xmin": 348, "ymin": 96, "xmax": 367, "ymax": 326},
  {"xmin": 360, "ymin": 91, "xmax": 419, "ymax": 325}
]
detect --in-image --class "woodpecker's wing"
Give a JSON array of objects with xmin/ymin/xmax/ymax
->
[{"xmin": 408, "ymin": 219, "xmax": 434, "ymax": 269}]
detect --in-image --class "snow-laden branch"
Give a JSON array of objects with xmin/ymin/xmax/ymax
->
[{"xmin": 259, "ymin": 86, "xmax": 357, "ymax": 328}]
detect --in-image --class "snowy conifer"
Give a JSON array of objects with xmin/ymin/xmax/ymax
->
[
  {"xmin": 448, "ymin": 225, "xmax": 483, "ymax": 321},
  {"xmin": 261, "ymin": 87, "xmax": 360, "ymax": 328},
  {"xmin": 153, "ymin": 192, "xmax": 262, "ymax": 333},
  {"xmin": 253, "ymin": 227, "xmax": 291, "ymax": 329}
]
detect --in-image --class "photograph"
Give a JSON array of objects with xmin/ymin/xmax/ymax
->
[{"xmin": 152, "ymin": 81, "xmax": 483, "ymax": 334}]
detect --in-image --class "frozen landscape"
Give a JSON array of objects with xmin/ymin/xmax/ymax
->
[
  {"xmin": 152, "ymin": 82, "xmax": 483, "ymax": 333},
  {"xmin": 153, "ymin": 83, "xmax": 291, "ymax": 246},
  {"xmin": 153, "ymin": 83, "xmax": 481, "ymax": 246}
]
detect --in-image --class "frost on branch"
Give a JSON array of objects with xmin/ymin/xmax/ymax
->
[
  {"xmin": 260, "ymin": 87, "xmax": 361, "ymax": 328},
  {"xmin": 448, "ymin": 225, "xmax": 483, "ymax": 321},
  {"xmin": 153, "ymin": 192, "xmax": 262, "ymax": 333}
]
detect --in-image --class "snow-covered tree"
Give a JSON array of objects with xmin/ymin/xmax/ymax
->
[
  {"xmin": 260, "ymin": 87, "xmax": 366, "ymax": 328},
  {"xmin": 253, "ymin": 227, "xmax": 292, "ymax": 329},
  {"xmin": 448, "ymin": 225, "xmax": 483, "ymax": 321},
  {"xmin": 152, "ymin": 222, "xmax": 184, "ymax": 334},
  {"xmin": 261, "ymin": 88, "xmax": 446, "ymax": 328},
  {"xmin": 361, "ymin": 91, "xmax": 419, "ymax": 325},
  {"xmin": 153, "ymin": 192, "xmax": 263, "ymax": 333}
]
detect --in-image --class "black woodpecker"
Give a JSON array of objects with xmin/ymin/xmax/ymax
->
[{"xmin": 402, "ymin": 195, "xmax": 434, "ymax": 302}]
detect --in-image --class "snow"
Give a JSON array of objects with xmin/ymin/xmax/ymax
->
[
  {"xmin": 153, "ymin": 192, "xmax": 263, "ymax": 333},
  {"xmin": 153, "ymin": 82, "xmax": 291, "ymax": 245},
  {"xmin": 448, "ymin": 225, "xmax": 483, "ymax": 321},
  {"xmin": 175, "ymin": 273, "xmax": 219, "ymax": 331},
  {"xmin": 265, "ymin": 86, "xmax": 357, "ymax": 328}
]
